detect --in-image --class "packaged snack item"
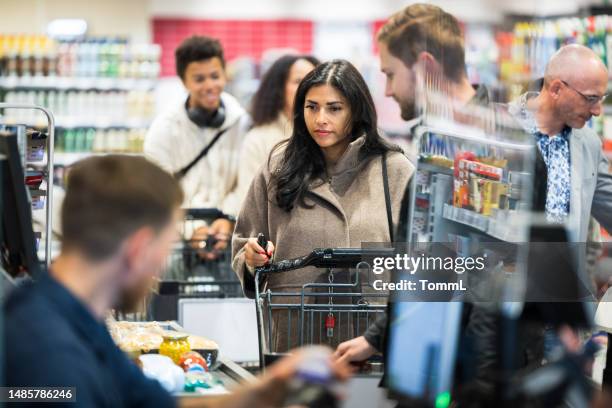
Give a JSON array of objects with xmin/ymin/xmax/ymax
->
[
  {"xmin": 159, "ymin": 333, "xmax": 191, "ymax": 365},
  {"xmin": 430, "ymin": 155, "xmax": 454, "ymax": 168},
  {"xmin": 30, "ymin": 189, "xmax": 46, "ymax": 210},
  {"xmin": 140, "ymin": 354, "xmax": 185, "ymax": 393},
  {"xmin": 454, "ymin": 159, "xmax": 472, "ymax": 208},
  {"xmin": 453, "ymin": 151, "xmax": 476, "ymax": 177},
  {"xmin": 468, "ymin": 161, "xmax": 503, "ymax": 181},
  {"xmin": 469, "ymin": 175, "xmax": 483, "ymax": 213},
  {"xmin": 179, "ymin": 351, "xmax": 208, "ymax": 372},
  {"xmin": 481, "ymin": 180, "xmax": 494, "ymax": 216},
  {"xmin": 106, "ymin": 320, "xmax": 218, "ymax": 354},
  {"xmin": 27, "ymin": 131, "xmax": 47, "ymax": 162},
  {"xmin": 184, "ymin": 370, "xmax": 216, "ymax": 392}
]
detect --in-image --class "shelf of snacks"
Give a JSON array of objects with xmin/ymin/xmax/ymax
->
[
  {"xmin": 418, "ymin": 158, "xmax": 454, "ymax": 176},
  {"xmin": 442, "ymin": 203, "xmax": 527, "ymax": 242},
  {"xmin": 409, "ymin": 109, "xmax": 536, "ymax": 245},
  {"xmin": 416, "ymin": 155, "xmax": 530, "ymax": 243},
  {"xmin": 1, "ymin": 124, "xmax": 50, "ymax": 212}
]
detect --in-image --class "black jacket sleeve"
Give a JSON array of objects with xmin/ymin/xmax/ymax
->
[
  {"xmin": 363, "ymin": 312, "xmax": 388, "ymax": 352},
  {"xmin": 363, "ymin": 161, "xmax": 409, "ymax": 353}
]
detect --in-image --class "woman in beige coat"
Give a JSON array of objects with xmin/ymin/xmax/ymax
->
[{"xmin": 232, "ymin": 59, "xmax": 414, "ymax": 353}]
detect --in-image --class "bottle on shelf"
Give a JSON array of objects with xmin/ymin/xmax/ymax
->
[
  {"xmin": 55, "ymin": 127, "xmax": 146, "ymax": 156},
  {"xmin": 2, "ymin": 88, "xmax": 155, "ymax": 127},
  {"xmin": 0, "ymin": 34, "xmax": 160, "ymax": 80}
]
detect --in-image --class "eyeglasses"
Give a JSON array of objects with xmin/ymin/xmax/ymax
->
[{"xmin": 561, "ymin": 80, "xmax": 608, "ymax": 105}]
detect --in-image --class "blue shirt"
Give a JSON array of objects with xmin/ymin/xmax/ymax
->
[
  {"xmin": 3, "ymin": 272, "xmax": 176, "ymax": 408},
  {"xmin": 535, "ymin": 127, "xmax": 571, "ymax": 222},
  {"xmin": 508, "ymin": 93, "xmax": 572, "ymax": 222}
]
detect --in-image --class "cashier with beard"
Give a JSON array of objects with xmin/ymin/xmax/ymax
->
[{"xmin": 3, "ymin": 156, "xmax": 348, "ymax": 408}]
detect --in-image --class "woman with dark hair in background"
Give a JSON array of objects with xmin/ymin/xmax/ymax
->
[
  {"xmin": 232, "ymin": 59, "xmax": 414, "ymax": 350},
  {"xmin": 236, "ymin": 54, "xmax": 319, "ymax": 203}
]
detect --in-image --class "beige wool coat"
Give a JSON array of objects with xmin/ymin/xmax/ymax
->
[{"xmin": 231, "ymin": 135, "xmax": 414, "ymax": 350}]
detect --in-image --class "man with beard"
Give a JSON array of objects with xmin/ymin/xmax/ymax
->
[
  {"xmin": 377, "ymin": 5, "xmax": 482, "ymax": 122},
  {"xmin": 335, "ymin": 2, "xmax": 491, "ymax": 366},
  {"xmin": 3, "ymin": 156, "xmax": 348, "ymax": 408},
  {"xmin": 335, "ymin": 5, "xmax": 612, "ymax": 404}
]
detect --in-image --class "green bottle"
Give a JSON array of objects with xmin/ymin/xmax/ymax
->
[{"xmin": 65, "ymin": 129, "xmax": 75, "ymax": 153}]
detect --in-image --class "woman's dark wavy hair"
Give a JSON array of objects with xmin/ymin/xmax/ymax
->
[
  {"xmin": 272, "ymin": 59, "xmax": 401, "ymax": 212},
  {"xmin": 251, "ymin": 54, "xmax": 320, "ymax": 126}
]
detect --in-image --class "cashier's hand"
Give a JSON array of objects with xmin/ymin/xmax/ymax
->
[
  {"xmin": 266, "ymin": 346, "xmax": 353, "ymax": 384},
  {"xmin": 244, "ymin": 237, "xmax": 275, "ymax": 269},
  {"xmin": 191, "ymin": 218, "xmax": 234, "ymax": 260},
  {"xmin": 333, "ymin": 336, "xmax": 377, "ymax": 365}
]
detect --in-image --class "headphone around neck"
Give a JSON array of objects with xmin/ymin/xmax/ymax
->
[{"xmin": 185, "ymin": 97, "xmax": 226, "ymax": 129}]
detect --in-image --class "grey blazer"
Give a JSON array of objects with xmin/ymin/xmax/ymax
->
[
  {"xmin": 508, "ymin": 94, "xmax": 612, "ymax": 242},
  {"xmin": 567, "ymin": 126, "xmax": 612, "ymax": 242}
]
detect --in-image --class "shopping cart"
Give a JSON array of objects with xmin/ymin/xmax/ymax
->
[
  {"xmin": 254, "ymin": 247, "xmax": 395, "ymax": 369},
  {"xmin": 148, "ymin": 208, "xmax": 243, "ymax": 321}
]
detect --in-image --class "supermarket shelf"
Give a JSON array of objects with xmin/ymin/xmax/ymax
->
[
  {"xmin": 442, "ymin": 203, "xmax": 525, "ymax": 242},
  {"xmin": 1, "ymin": 118, "xmax": 152, "ymax": 129},
  {"xmin": 0, "ymin": 76, "xmax": 157, "ymax": 91},
  {"xmin": 443, "ymin": 203, "xmax": 488, "ymax": 231},
  {"xmin": 418, "ymin": 161, "xmax": 454, "ymax": 176},
  {"xmin": 53, "ymin": 151, "xmax": 144, "ymax": 166}
]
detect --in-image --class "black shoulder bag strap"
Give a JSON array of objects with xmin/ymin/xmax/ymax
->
[
  {"xmin": 173, "ymin": 127, "xmax": 230, "ymax": 180},
  {"xmin": 382, "ymin": 153, "xmax": 394, "ymax": 242}
]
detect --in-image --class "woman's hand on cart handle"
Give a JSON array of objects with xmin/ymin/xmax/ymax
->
[{"xmin": 245, "ymin": 237, "xmax": 275, "ymax": 269}]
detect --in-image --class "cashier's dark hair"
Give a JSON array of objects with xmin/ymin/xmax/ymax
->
[
  {"xmin": 175, "ymin": 35, "xmax": 225, "ymax": 80},
  {"xmin": 251, "ymin": 54, "xmax": 320, "ymax": 126},
  {"xmin": 272, "ymin": 59, "xmax": 401, "ymax": 212},
  {"xmin": 61, "ymin": 156, "xmax": 183, "ymax": 261}
]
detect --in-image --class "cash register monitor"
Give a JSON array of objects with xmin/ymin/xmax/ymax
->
[{"xmin": 386, "ymin": 300, "xmax": 463, "ymax": 406}]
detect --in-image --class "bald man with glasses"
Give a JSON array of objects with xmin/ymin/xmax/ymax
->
[
  {"xmin": 561, "ymin": 79, "xmax": 609, "ymax": 106},
  {"xmin": 510, "ymin": 44, "xmax": 612, "ymax": 240}
]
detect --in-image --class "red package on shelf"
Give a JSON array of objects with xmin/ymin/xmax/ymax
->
[
  {"xmin": 453, "ymin": 151, "xmax": 476, "ymax": 177},
  {"xmin": 468, "ymin": 161, "xmax": 503, "ymax": 181},
  {"xmin": 25, "ymin": 172, "xmax": 44, "ymax": 189}
]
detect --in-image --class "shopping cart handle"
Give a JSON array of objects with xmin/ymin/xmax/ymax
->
[{"xmin": 255, "ymin": 247, "xmax": 395, "ymax": 274}]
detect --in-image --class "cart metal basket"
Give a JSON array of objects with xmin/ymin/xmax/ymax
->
[
  {"xmin": 148, "ymin": 208, "xmax": 243, "ymax": 321},
  {"xmin": 254, "ymin": 248, "xmax": 394, "ymax": 369}
]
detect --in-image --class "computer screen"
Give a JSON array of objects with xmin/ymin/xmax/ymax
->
[{"xmin": 386, "ymin": 300, "xmax": 463, "ymax": 406}]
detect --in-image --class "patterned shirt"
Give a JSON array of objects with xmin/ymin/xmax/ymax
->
[
  {"xmin": 508, "ymin": 92, "xmax": 571, "ymax": 222},
  {"xmin": 535, "ymin": 128, "xmax": 571, "ymax": 222}
]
